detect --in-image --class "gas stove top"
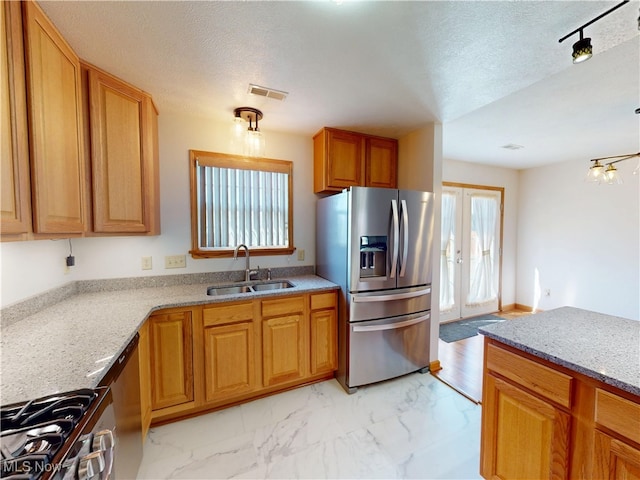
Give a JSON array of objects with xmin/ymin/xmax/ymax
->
[{"xmin": 0, "ymin": 388, "xmax": 113, "ymax": 480}]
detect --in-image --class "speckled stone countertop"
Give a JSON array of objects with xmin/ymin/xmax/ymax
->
[
  {"xmin": 0, "ymin": 274, "xmax": 338, "ymax": 405},
  {"xmin": 479, "ymin": 306, "xmax": 640, "ymax": 397}
]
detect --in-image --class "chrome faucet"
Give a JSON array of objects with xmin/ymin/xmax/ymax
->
[{"xmin": 234, "ymin": 244, "xmax": 258, "ymax": 282}]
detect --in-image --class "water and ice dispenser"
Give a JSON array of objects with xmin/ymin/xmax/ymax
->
[{"xmin": 359, "ymin": 235, "xmax": 387, "ymax": 278}]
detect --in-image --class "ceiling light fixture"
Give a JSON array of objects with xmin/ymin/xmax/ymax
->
[
  {"xmin": 559, "ymin": 1, "xmax": 630, "ymax": 64},
  {"xmin": 232, "ymin": 107, "xmax": 265, "ymax": 157},
  {"xmin": 585, "ymin": 152, "xmax": 640, "ymax": 185}
]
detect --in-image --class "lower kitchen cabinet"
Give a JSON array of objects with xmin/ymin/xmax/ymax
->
[
  {"xmin": 310, "ymin": 292, "xmax": 338, "ymax": 375},
  {"xmin": 481, "ymin": 373, "xmax": 571, "ymax": 479},
  {"xmin": 202, "ymin": 302, "xmax": 259, "ymax": 403},
  {"xmin": 138, "ymin": 320, "xmax": 152, "ymax": 439},
  {"xmin": 262, "ymin": 296, "xmax": 307, "ymax": 387},
  {"xmin": 140, "ymin": 290, "xmax": 338, "ymax": 427},
  {"xmin": 148, "ymin": 309, "xmax": 194, "ymax": 412},
  {"xmin": 481, "ymin": 339, "xmax": 640, "ymax": 480}
]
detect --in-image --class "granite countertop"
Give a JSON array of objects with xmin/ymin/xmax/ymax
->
[
  {"xmin": 0, "ymin": 274, "xmax": 338, "ymax": 405},
  {"xmin": 479, "ymin": 306, "xmax": 640, "ymax": 397}
]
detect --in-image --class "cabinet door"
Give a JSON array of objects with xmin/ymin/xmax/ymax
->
[
  {"xmin": 366, "ymin": 136, "xmax": 397, "ymax": 189},
  {"xmin": 310, "ymin": 292, "xmax": 338, "ymax": 375},
  {"xmin": 149, "ymin": 311, "xmax": 194, "ymax": 410},
  {"xmin": 325, "ymin": 129, "xmax": 363, "ymax": 190},
  {"xmin": 204, "ymin": 321, "xmax": 257, "ymax": 402},
  {"xmin": 262, "ymin": 311, "xmax": 306, "ymax": 387},
  {"xmin": 23, "ymin": 1, "xmax": 86, "ymax": 234},
  {"xmin": 86, "ymin": 67, "xmax": 156, "ymax": 233},
  {"xmin": 594, "ymin": 430, "xmax": 640, "ymax": 480},
  {"xmin": 310, "ymin": 309, "xmax": 337, "ymax": 375},
  {"xmin": 1, "ymin": 1, "xmax": 31, "ymax": 237},
  {"xmin": 481, "ymin": 374, "xmax": 570, "ymax": 480}
]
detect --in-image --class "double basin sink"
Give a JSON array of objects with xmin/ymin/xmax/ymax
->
[{"xmin": 207, "ymin": 280, "xmax": 295, "ymax": 296}]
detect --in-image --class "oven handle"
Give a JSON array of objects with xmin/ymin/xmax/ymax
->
[
  {"xmin": 352, "ymin": 313, "xmax": 430, "ymax": 332},
  {"xmin": 351, "ymin": 286, "xmax": 431, "ymax": 303}
]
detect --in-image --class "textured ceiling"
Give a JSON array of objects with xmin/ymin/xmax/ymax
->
[{"xmin": 39, "ymin": 1, "xmax": 640, "ymax": 169}]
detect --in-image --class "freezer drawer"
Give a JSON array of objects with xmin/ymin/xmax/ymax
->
[{"xmin": 347, "ymin": 311, "xmax": 430, "ymax": 389}]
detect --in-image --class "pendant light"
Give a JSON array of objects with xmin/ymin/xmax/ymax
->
[
  {"xmin": 232, "ymin": 107, "xmax": 266, "ymax": 157},
  {"xmin": 585, "ymin": 153, "xmax": 640, "ymax": 185}
]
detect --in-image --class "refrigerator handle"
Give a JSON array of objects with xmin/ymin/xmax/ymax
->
[
  {"xmin": 399, "ymin": 199, "xmax": 409, "ymax": 277},
  {"xmin": 351, "ymin": 286, "xmax": 431, "ymax": 303},
  {"xmin": 390, "ymin": 199, "xmax": 399, "ymax": 279},
  {"xmin": 352, "ymin": 313, "xmax": 431, "ymax": 332}
]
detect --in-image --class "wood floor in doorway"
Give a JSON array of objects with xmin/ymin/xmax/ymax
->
[{"xmin": 432, "ymin": 310, "xmax": 532, "ymax": 403}]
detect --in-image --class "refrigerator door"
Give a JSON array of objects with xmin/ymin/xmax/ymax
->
[
  {"xmin": 348, "ymin": 187, "xmax": 399, "ymax": 292},
  {"xmin": 397, "ymin": 190, "xmax": 435, "ymax": 289}
]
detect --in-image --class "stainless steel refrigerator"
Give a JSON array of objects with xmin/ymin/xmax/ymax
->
[{"xmin": 316, "ymin": 186, "xmax": 435, "ymax": 393}]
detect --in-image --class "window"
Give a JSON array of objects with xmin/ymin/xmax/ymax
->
[{"xmin": 189, "ymin": 150, "xmax": 294, "ymax": 258}]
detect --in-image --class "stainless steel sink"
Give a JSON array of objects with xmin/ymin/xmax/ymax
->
[
  {"xmin": 206, "ymin": 280, "xmax": 294, "ymax": 296},
  {"xmin": 251, "ymin": 281, "xmax": 294, "ymax": 291},
  {"xmin": 207, "ymin": 285, "xmax": 253, "ymax": 296}
]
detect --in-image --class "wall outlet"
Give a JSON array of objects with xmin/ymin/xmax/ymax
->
[
  {"xmin": 141, "ymin": 256, "xmax": 153, "ymax": 270},
  {"xmin": 297, "ymin": 249, "xmax": 305, "ymax": 261},
  {"xmin": 544, "ymin": 289, "xmax": 551, "ymax": 297},
  {"xmin": 165, "ymin": 254, "xmax": 186, "ymax": 269}
]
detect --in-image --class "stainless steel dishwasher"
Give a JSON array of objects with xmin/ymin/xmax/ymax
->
[{"xmin": 99, "ymin": 333, "xmax": 142, "ymax": 479}]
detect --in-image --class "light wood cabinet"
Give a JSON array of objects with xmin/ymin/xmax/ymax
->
[
  {"xmin": 140, "ymin": 289, "xmax": 339, "ymax": 427},
  {"xmin": 148, "ymin": 310, "xmax": 194, "ymax": 412},
  {"xmin": 593, "ymin": 389, "xmax": 640, "ymax": 479},
  {"xmin": 313, "ymin": 127, "xmax": 397, "ymax": 194},
  {"xmin": 137, "ymin": 321, "xmax": 152, "ymax": 440},
  {"xmin": 481, "ymin": 339, "xmax": 640, "ymax": 480},
  {"xmin": 202, "ymin": 302, "xmax": 259, "ymax": 403},
  {"xmin": 262, "ymin": 296, "xmax": 307, "ymax": 387},
  {"xmin": 81, "ymin": 62, "xmax": 160, "ymax": 235},
  {"xmin": 482, "ymin": 373, "xmax": 571, "ymax": 479},
  {"xmin": 310, "ymin": 292, "xmax": 337, "ymax": 375},
  {"xmin": 23, "ymin": 0, "xmax": 86, "ymax": 235},
  {"xmin": 1, "ymin": 1, "xmax": 31, "ymax": 238}
]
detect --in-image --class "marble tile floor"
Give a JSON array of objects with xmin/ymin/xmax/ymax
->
[{"xmin": 137, "ymin": 373, "xmax": 482, "ymax": 480}]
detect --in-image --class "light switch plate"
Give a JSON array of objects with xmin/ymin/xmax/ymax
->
[
  {"xmin": 165, "ymin": 254, "xmax": 186, "ymax": 269},
  {"xmin": 297, "ymin": 249, "xmax": 305, "ymax": 261}
]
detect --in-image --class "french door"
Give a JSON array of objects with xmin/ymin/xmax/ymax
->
[{"xmin": 440, "ymin": 185, "xmax": 502, "ymax": 323}]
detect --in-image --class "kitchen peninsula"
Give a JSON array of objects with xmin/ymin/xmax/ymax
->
[{"xmin": 479, "ymin": 307, "xmax": 640, "ymax": 479}]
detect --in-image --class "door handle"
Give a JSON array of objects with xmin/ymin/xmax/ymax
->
[
  {"xmin": 352, "ymin": 313, "xmax": 430, "ymax": 332},
  {"xmin": 399, "ymin": 199, "xmax": 409, "ymax": 277},
  {"xmin": 390, "ymin": 199, "xmax": 399, "ymax": 278}
]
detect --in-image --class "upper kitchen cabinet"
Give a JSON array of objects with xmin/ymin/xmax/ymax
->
[
  {"xmin": 1, "ymin": 1, "xmax": 31, "ymax": 238},
  {"xmin": 313, "ymin": 127, "xmax": 398, "ymax": 194},
  {"xmin": 81, "ymin": 62, "xmax": 160, "ymax": 235},
  {"xmin": 22, "ymin": 0, "xmax": 86, "ymax": 235}
]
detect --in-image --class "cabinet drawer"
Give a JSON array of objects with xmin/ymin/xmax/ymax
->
[
  {"xmin": 310, "ymin": 292, "xmax": 336, "ymax": 310},
  {"xmin": 262, "ymin": 296, "xmax": 305, "ymax": 317},
  {"xmin": 595, "ymin": 389, "xmax": 640, "ymax": 445},
  {"xmin": 486, "ymin": 343, "xmax": 573, "ymax": 408},
  {"xmin": 203, "ymin": 302, "xmax": 253, "ymax": 327}
]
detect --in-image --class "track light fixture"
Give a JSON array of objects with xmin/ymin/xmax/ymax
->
[
  {"xmin": 232, "ymin": 107, "xmax": 265, "ymax": 157},
  {"xmin": 559, "ymin": 1, "xmax": 630, "ymax": 64}
]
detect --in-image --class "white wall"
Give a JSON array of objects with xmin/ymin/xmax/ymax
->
[
  {"xmin": 442, "ymin": 159, "xmax": 520, "ymax": 310},
  {"xmin": 0, "ymin": 112, "xmax": 316, "ymax": 308},
  {"xmin": 398, "ymin": 123, "xmax": 442, "ymax": 364},
  {"xmin": 517, "ymin": 158, "xmax": 639, "ymax": 320}
]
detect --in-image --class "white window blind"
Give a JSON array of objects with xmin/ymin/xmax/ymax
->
[{"xmin": 197, "ymin": 166, "xmax": 289, "ymax": 249}]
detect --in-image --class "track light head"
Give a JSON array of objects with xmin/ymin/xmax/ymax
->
[{"xmin": 572, "ymin": 37, "xmax": 593, "ymax": 63}]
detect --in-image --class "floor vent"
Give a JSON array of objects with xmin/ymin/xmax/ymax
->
[{"xmin": 248, "ymin": 84, "xmax": 288, "ymax": 101}]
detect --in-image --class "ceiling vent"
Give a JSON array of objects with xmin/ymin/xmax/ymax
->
[
  {"xmin": 501, "ymin": 144, "xmax": 524, "ymax": 150},
  {"xmin": 248, "ymin": 84, "xmax": 288, "ymax": 101}
]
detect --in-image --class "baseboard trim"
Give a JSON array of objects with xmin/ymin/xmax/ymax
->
[{"xmin": 515, "ymin": 303, "xmax": 537, "ymax": 312}]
